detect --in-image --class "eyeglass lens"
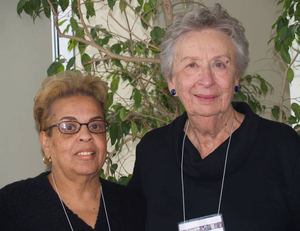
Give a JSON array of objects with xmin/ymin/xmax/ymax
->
[{"xmin": 59, "ymin": 121, "xmax": 107, "ymax": 134}]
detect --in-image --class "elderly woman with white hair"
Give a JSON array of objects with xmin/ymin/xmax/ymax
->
[{"xmin": 128, "ymin": 4, "xmax": 300, "ymax": 231}]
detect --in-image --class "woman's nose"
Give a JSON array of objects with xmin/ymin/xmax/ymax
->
[
  {"xmin": 198, "ymin": 66, "xmax": 214, "ymax": 87},
  {"xmin": 78, "ymin": 125, "xmax": 93, "ymax": 142}
]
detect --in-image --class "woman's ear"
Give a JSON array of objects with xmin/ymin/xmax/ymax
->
[
  {"xmin": 40, "ymin": 131, "xmax": 50, "ymax": 158},
  {"xmin": 234, "ymin": 73, "xmax": 240, "ymax": 86},
  {"xmin": 167, "ymin": 76, "xmax": 175, "ymax": 92}
]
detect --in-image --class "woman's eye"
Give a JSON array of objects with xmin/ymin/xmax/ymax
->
[
  {"xmin": 65, "ymin": 124, "xmax": 76, "ymax": 131},
  {"xmin": 61, "ymin": 122, "xmax": 77, "ymax": 131},
  {"xmin": 215, "ymin": 62, "xmax": 224, "ymax": 68},
  {"xmin": 66, "ymin": 125, "xmax": 75, "ymax": 130},
  {"xmin": 188, "ymin": 63, "xmax": 196, "ymax": 68},
  {"xmin": 90, "ymin": 124, "xmax": 100, "ymax": 130}
]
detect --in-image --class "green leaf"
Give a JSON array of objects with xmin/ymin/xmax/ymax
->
[
  {"xmin": 42, "ymin": 0, "xmax": 51, "ymax": 18},
  {"xmin": 119, "ymin": 107, "xmax": 127, "ymax": 120},
  {"xmin": 138, "ymin": 0, "xmax": 143, "ymax": 6},
  {"xmin": 58, "ymin": 19, "xmax": 68, "ymax": 26},
  {"xmin": 78, "ymin": 42, "xmax": 87, "ymax": 54},
  {"xmin": 131, "ymin": 121, "xmax": 138, "ymax": 140},
  {"xmin": 30, "ymin": 0, "xmax": 41, "ymax": 16},
  {"xmin": 66, "ymin": 57, "xmax": 75, "ymax": 70},
  {"xmin": 271, "ymin": 105, "xmax": 280, "ymax": 121},
  {"xmin": 24, "ymin": 1, "xmax": 33, "ymax": 16},
  {"xmin": 259, "ymin": 79, "xmax": 268, "ymax": 93},
  {"xmin": 109, "ymin": 123, "xmax": 118, "ymax": 145},
  {"xmin": 277, "ymin": 25, "xmax": 289, "ymax": 43},
  {"xmin": 111, "ymin": 76, "xmax": 120, "ymax": 92},
  {"xmin": 85, "ymin": 0, "xmax": 95, "ymax": 18},
  {"xmin": 108, "ymin": 0, "xmax": 116, "ymax": 10},
  {"xmin": 70, "ymin": 17, "xmax": 79, "ymax": 32},
  {"xmin": 150, "ymin": 26, "xmax": 163, "ymax": 42},
  {"xmin": 143, "ymin": 2, "xmax": 151, "ymax": 12},
  {"xmin": 119, "ymin": 1, "xmax": 126, "ymax": 12},
  {"xmin": 72, "ymin": 0, "xmax": 79, "ymax": 18},
  {"xmin": 280, "ymin": 47, "xmax": 291, "ymax": 63},
  {"xmin": 59, "ymin": 0, "xmax": 69, "ymax": 11},
  {"xmin": 107, "ymin": 92, "xmax": 114, "ymax": 109},
  {"xmin": 68, "ymin": 39, "xmax": 78, "ymax": 51},
  {"xmin": 90, "ymin": 27, "xmax": 98, "ymax": 39},
  {"xmin": 133, "ymin": 89, "xmax": 141, "ymax": 108},
  {"xmin": 135, "ymin": 6, "xmax": 141, "ymax": 13},
  {"xmin": 291, "ymin": 103, "xmax": 300, "ymax": 120},
  {"xmin": 81, "ymin": 53, "xmax": 92, "ymax": 71},
  {"xmin": 288, "ymin": 115, "xmax": 297, "ymax": 124},
  {"xmin": 111, "ymin": 44, "xmax": 122, "ymax": 54},
  {"xmin": 47, "ymin": 62, "xmax": 65, "ymax": 76},
  {"xmin": 107, "ymin": 176, "xmax": 117, "ymax": 183},
  {"xmin": 17, "ymin": 0, "xmax": 26, "ymax": 15},
  {"xmin": 110, "ymin": 163, "xmax": 118, "ymax": 175},
  {"xmin": 49, "ymin": 0, "xmax": 59, "ymax": 13},
  {"xmin": 118, "ymin": 176, "xmax": 131, "ymax": 186},
  {"xmin": 144, "ymin": 11, "xmax": 153, "ymax": 23},
  {"xmin": 76, "ymin": 28, "xmax": 85, "ymax": 38},
  {"xmin": 287, "ymin": 68, "xmax": 294, "ymax": 83}
]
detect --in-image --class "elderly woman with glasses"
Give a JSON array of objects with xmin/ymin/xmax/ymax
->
[{"xmin": 0, "ymin": 71, "xmax": 145, "ymax": 231}]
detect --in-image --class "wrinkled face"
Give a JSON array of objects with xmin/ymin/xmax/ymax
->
[
  {"xmin": 40, "ymin": 95, "xmax": 107, "ymax": 178},
  {"xmin": 168, "ymin": 29, "xmax": 238, "ymax": 118}
]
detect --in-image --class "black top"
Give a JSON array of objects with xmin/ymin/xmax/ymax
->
[
  {"xmin": 0, "ymin": 171, "xmax": 145, "ymax": 231},
  {"xmin": 128, "ymin": 102, "xmax": 300, "ymax": 231}
]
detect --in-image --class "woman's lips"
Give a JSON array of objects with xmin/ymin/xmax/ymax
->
[
  {"xmin": 194, "ymin": 94, "xmax": 218, "ymax": 102},
  {"xmin": 75, "ymin": 151, "xmax": 94, "ymax": 156},
  {"xmin": 75, "ymin": 150, "xmax": 96, "ymax": 160}
]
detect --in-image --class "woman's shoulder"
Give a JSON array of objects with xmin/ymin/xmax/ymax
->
[
  {"xmin": 0, "ymin": 172, "xmax": 49, "ymax": 200},
  {"xmin": 0, "ymin": 172, "xmax": 51, "ymax": 228},
  {"xmin": 258, "ymin": 116, "xmax": 300, "ymax": 142},
  {"xmin": 100, "ymin": 178, "xmax": 138, "ymax": 199},
  {"xmin": 138, "ymin": 112, "xmax": 187, "ymax": 146}
]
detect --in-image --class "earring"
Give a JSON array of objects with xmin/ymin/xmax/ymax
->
[
  {"xmin": 170, "ymin": 89, "xmax": 176, "ymax": 96},
  {"xmin": 234, "ymin": 86, "xmax": 239, "ymax": 93},
  {"xmin": 43, "ymin": 156, "xmax": 52, "ymax": 165}
]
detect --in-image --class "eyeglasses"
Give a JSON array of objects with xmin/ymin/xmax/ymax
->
[{"xmin": 44, "ymin": 120, "xmax": 109, "ymax": 134}]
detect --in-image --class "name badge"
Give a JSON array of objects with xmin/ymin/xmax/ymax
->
[{"xmin": 178, "ymin": 214, "xmax": 225, "ymax": 231}]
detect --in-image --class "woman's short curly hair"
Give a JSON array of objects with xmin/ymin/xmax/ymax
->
[
  {"xmin": 34, "ymin": 71, "xmax": 108, "ymax": 135},
  {"xmin": 160, "ymin": 3, "xmax": 249, "ymax": 80}
]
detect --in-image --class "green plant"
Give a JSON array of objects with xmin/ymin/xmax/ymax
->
[
  {"xmin": 270, "ymin": 0, "xmax": 300, "ymax": 134},
  {"xmin": 17, "ymin": 0, "xmax": 184, "ymax": 183},
  {"xmin": 17, "ymin": 0, "xmax": 297, "ymax": 183}
]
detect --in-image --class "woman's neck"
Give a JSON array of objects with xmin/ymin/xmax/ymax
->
[
  {"xmin": 47, "ymin": 171, "xmax": 101, "ymax": 228},
  {"xmin": 48, "ymin": 171, "xmax": 101, "ymax": 200},
  {"xmin": 186, "ymin": 108, "xmax": 244, "ymax": 159}
]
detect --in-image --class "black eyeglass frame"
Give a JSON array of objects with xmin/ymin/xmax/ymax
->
[{"xmin": 44, "ymin": 120, "xmax": 110, "ymax": 134}]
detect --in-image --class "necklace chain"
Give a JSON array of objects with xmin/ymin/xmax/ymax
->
[
  {"xmin": 51, "ymin": 173, "xmax": 111, "ymax": 231},
  {"xmin": 181, "ymin": 119, "xmax": 235, "ymax": 221}
]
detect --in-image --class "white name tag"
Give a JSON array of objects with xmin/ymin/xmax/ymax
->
[{"xmin": 178, "ymin": 214, "xmax": 225, "ymax": 231}]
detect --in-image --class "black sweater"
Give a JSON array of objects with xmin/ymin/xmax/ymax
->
[
  {"xmin": 128, "ymin": 102, "xmax": 300, "ymax": 231},
  {"xmin": 0, "ymin": 172, "xmax": 145, "ymax": 231}
]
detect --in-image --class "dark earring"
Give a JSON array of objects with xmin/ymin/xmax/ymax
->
[
  {"xmin": 234, "ymin": 86, "xmax": 239, "ymax": 93},
  {"xmin": 170, "ymin": 89, "xmax": 176, "ymax": 96}
]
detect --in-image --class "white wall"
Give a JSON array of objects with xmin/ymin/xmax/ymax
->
[{"xmin": 0, "ymin": 0, "xmax": 52, "ymax": 188}]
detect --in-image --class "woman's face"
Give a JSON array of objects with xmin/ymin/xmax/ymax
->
[
  {"xmin": 168, "ymin": 29, "xmax": 238, "ymax": 118},
  {"xmin": 40, "ymin": 95, "xmax": 107, "ymax": 179}
]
